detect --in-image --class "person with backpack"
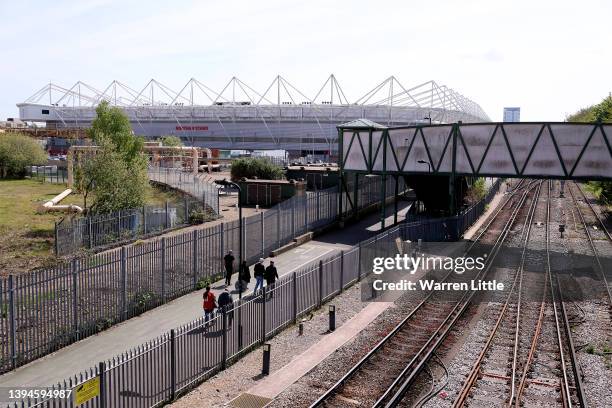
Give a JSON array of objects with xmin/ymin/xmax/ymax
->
[
  {"xmin": 237, "ymin": 260, "xmax": 251, "ymax": 293},
  {"xmin": 202, "ymin": 285, "xmax": 217, "ymax": 324},
  {"xmin": 254, "ymin": 258, "xmax": 265, "ymax": 292},
  {"xmin": 265, "ymin": 260, "xmax": 279, "ymax": 298},
  {"xmin": 218, "ymin": 288, "xmax": 234, "ymax": 326},
  {"xmin": 224, "ymin": 250, "xmax": 235, "ymax": 286}
]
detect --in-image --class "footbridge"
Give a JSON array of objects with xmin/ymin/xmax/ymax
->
[
  {"xmin": 340, "ymin": 120, "xmax": 612, "ymax": 180},
  {"xmin": 338, "ymin": 120, "xmax": 612, "ymax": 228}
]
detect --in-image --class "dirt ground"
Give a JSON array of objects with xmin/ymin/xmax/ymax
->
[{"xmin": 0, "ymin": 178, "xmax": 198, "ymax": 276}]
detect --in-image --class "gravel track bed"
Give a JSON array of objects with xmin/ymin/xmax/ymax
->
[
  {"xmin": 268, "ymin": 292, "xmax": 421, "ymax": 408},
  {"xmin": 169, "ymin": 283, "xmax": 367, "ymax": 408}
]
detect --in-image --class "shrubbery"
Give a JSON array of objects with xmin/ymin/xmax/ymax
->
[
  {"xmin": 0, "ymin": 133, "xmax": 47, "ymax": 178},
  {"xmin": 567, "ymin": 95, "xmax": 612, "ymax": 202},
  {"xmin": 230, "ymin": 157, "xmax": 284, "ymax": 181}
]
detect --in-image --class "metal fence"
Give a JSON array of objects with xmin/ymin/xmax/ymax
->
[
  {"xmin": 0, "ymin": 174, "xmax": 403, "ymax": 376},
  {"xmin": 4, "ymin": 181, "xmax": 500, "ymax": 407},
  {"xmin": 53, "ymin": 168, "xmax": 221, "ymax": 255},
  {"xmin": 26, "ymin": 166, "xmax": 69, "ymax": 184},
  {"xmin": 54, "ymin": 198, "xmax": 214, "ymax": 256},
  {"xmin": 147, "ymin": 167, "xmax": 219, "ymax": 215}
]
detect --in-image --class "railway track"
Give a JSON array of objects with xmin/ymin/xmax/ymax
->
[
  {"xmin": 309, "ymin": 180, "xmax": 542, "ymax": 408},
  {"xmin": 566, "ymin": 182, "xmax": 612, "ymax": 312},
  {"xmin": 452, "ymin": 181, "xmax": 590, "ymax": 408}
]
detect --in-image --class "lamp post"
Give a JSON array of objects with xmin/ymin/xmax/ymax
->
[
  {"xmin": 417, "ymin": 160, "xmax": 431, "ymax": 173},
  {"xmin": 214, "ymin": 179, "xmax": 243, "ymax": 299}
]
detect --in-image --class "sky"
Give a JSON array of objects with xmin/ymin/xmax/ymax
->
[{"xmin": 1, "ymin": 0, "xmax": 611, "ymax": 122}]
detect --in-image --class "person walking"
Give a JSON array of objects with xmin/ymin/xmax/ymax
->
[
  {"xmin": 224, "ymin": 250, "xmax": 235, "ymax": 286},
  {"xmin": 202, "ymin": 285, "xmax": 217, "ymax": 324},
  {"xmin": 218, "ymin": 288, "xmax": 234, "ymax": 326},
  {"xmin": 265, "ymin": 260, "xmax": 279, "ymax": 298},
  {"xmin": 238, "ymin": 260, "xmax": 251, "ymax": 293},
  {"xmin": 254, "ymin": 258, "xmax": 265, "ymax": 292}
]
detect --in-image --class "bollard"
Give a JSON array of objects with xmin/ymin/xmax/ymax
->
[
  {"xmin": 329, "ymin": 305, "xmax": 336, "ymax": 332},
  {"xmin": 262, "ymin": 343, "xmax": 271, "ymax": 376},
  {"xmin": 298, "ymin": 322, "xmax": 304, "ymax": 336},
  {"xmin": 256, "ymin": 204, "xmax": 260, "ymax": 212},
  {"xmin": 371, "ymin": 279, "xmax": 377, "ymax": 299}
]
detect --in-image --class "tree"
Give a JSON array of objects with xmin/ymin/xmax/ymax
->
[
  {"xmin": 567, "ymin": 95, "xmax": 612, "ymax": 123},
  {"xmin": 0, "ymin": 133, "xmax": 47, "ymax": 178},
  {"xmin": 77, "ymin": 102, "xmax": 149, "ymax": 213},
  {"xmin": 88, "ymin": 101, "xmax": 143, "ymax": 165},
  {"xmin": 567, "ymin": 95, "xmax": 612, "ymax": 200},
  {"xmin": 230, "ymin": 157, "xmax": 284, "ymax": 181},
  {"xmin": 159, "ymin": 135, "xmax": 183, "ymax": 147}
]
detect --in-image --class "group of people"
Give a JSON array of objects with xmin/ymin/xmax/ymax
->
[
  {"xmin": 223, "ymin": 250, "xmax": 279, "ymax": 290},
  {"xmin": 202, "ymin": 251, "xmax": 280, "ymax": 322}
]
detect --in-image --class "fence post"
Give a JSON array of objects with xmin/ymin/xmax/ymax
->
[
  {"xmin": 54, "ymin": 221, "xmax": 59, "ymax": 256},
  {"xmin": 117, "ymin": 210, "xmax": 121, "ymax": 240},
  {"xmin": 8, "ymin": 275, "xmax": 16, "ymax": 369},
  {"xmin": 316, "ymin": 190, "xmax": 321, "ymax": 222},
  {"xmin": 304, "ymin": 195, "xmax": 309, "ymax": 231},
  {"xmin": 292, "ymin": 272, "xmax": 297, "ymax": 323},
  {"xmin": 142, "ymin": 206, "xmax": 147, "ymax": 235},
  {"xmin": 357, "ymin": 243, "xmax": 362, "ymax": 281},
  {"xmin": 170, "ymin": 329, "xmax": 176, "ymax": 401},
  {"xmin": 192, "ymin": 230, "xmax": 198, "ymax": 289},
  {"xmin": 291, "ymin": 198, "xmax": 295, "ymax": 238},
  {"xmin": 220, "ymin": 222, "xmax": 225, "ymax": 267},
  {"xmin": 222, "ymin": 308, "xmax": 227, "ymax": 369},
  {"xmin": 276, "ymin": 208, "xmax": 281, "ymax": 248},
  {"xmin": 121, "ymin": 247, "xmax": 127, "ymax": 319},
  {"xmin": 184, "ymin": 196, "xmax": 189, "ymax": 225},
  {"xmin": 318, "ymin": 260, "xmax": 323, "ymax": 307},
  {"xmin": 260, "ymin": 212, "xmax": 265, "ymax": 259},
  {"xmin": 88, "ymin": 216, "xmax": 93, "ymax": 249},
  {"xmin": 72, "ymin": 259, "xmax": 79, "ymax": 340},
  {"xmin": 261, "ymin": 288, "xmax": 267, "ymax": 343},
  {"xmin": 98, "ymin": 361, "xmax": 107, "ymax": 408},
  {"xmin": 339, "ymin": 250, "xmax": 344, "ymax": 292},
  {"xmin": 165, "ymin": 201, "xmax": 170, "ymax": 229},
  {"xmin": 161, "ymin": 237, "xmax": 167, "ymax": 303}
]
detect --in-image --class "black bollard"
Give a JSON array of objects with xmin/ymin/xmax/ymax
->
[
  {"xmin": 329, "ymin": 305, "xmax": 336, "ymax": 332},
  {"xmin": 262, "ymin": 343, "xmax": 271, "ymax": 376},
  {"xmin": 298, "ymin": 322, "xmax": 304, "ymax": 336}
]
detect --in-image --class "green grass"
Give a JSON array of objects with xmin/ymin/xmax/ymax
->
[{"xmin": 0, "ymin": 178, "xmax": 185, "ymax": 276}]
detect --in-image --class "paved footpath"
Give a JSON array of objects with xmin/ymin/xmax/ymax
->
[{"xmin": 0, "ymin": 201, "xmax": 411, "ymax": 388}]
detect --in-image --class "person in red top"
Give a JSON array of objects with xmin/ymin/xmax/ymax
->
[{"xmin": 202, "ymin": 285, "xmax": 217, "ymax": 324}]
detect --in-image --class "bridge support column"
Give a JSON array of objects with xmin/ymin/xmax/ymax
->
[
  {"xmin": 394, "ymin": 175, "xmax": 398, "ymax": 224},
  {"xmin": 380, "ymin": 174, "xmax": 386, "ymax": 230},
  {"xmin": 353, "ymin": 173, "xmax": 359, "ymax": 218},
  {"xmin": 449, "ymin": 123, "xmax": 459, "ymax": 216}
]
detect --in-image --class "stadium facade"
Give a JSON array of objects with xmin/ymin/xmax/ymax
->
[{"xmin": 17, "ymin": 75, "xmax": 489, "ymax": 153}]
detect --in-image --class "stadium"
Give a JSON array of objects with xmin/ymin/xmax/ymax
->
[{"xmin": 17, "ymin": 75, "xmax": 489, "ymax": 154}]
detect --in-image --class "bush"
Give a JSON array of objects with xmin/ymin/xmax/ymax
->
[
  {"xmin": 230, "ymin": 157, "xmax": 284, "ymax": 181},
  {"xmin": 158, "ymin": 135, "xmax": 183, "ymax": 147},
  {"xmin": 465, "ymin": 178, "xmax": 486, "ymax": 204},
  {"xmin": 0, "ymin": 133, "xmax": 47, "ymax": 178}
]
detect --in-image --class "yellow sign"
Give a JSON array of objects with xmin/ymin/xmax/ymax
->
[{"xmin": 74, "ymin": 377, "xmax": 100, "ymax": 406}]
